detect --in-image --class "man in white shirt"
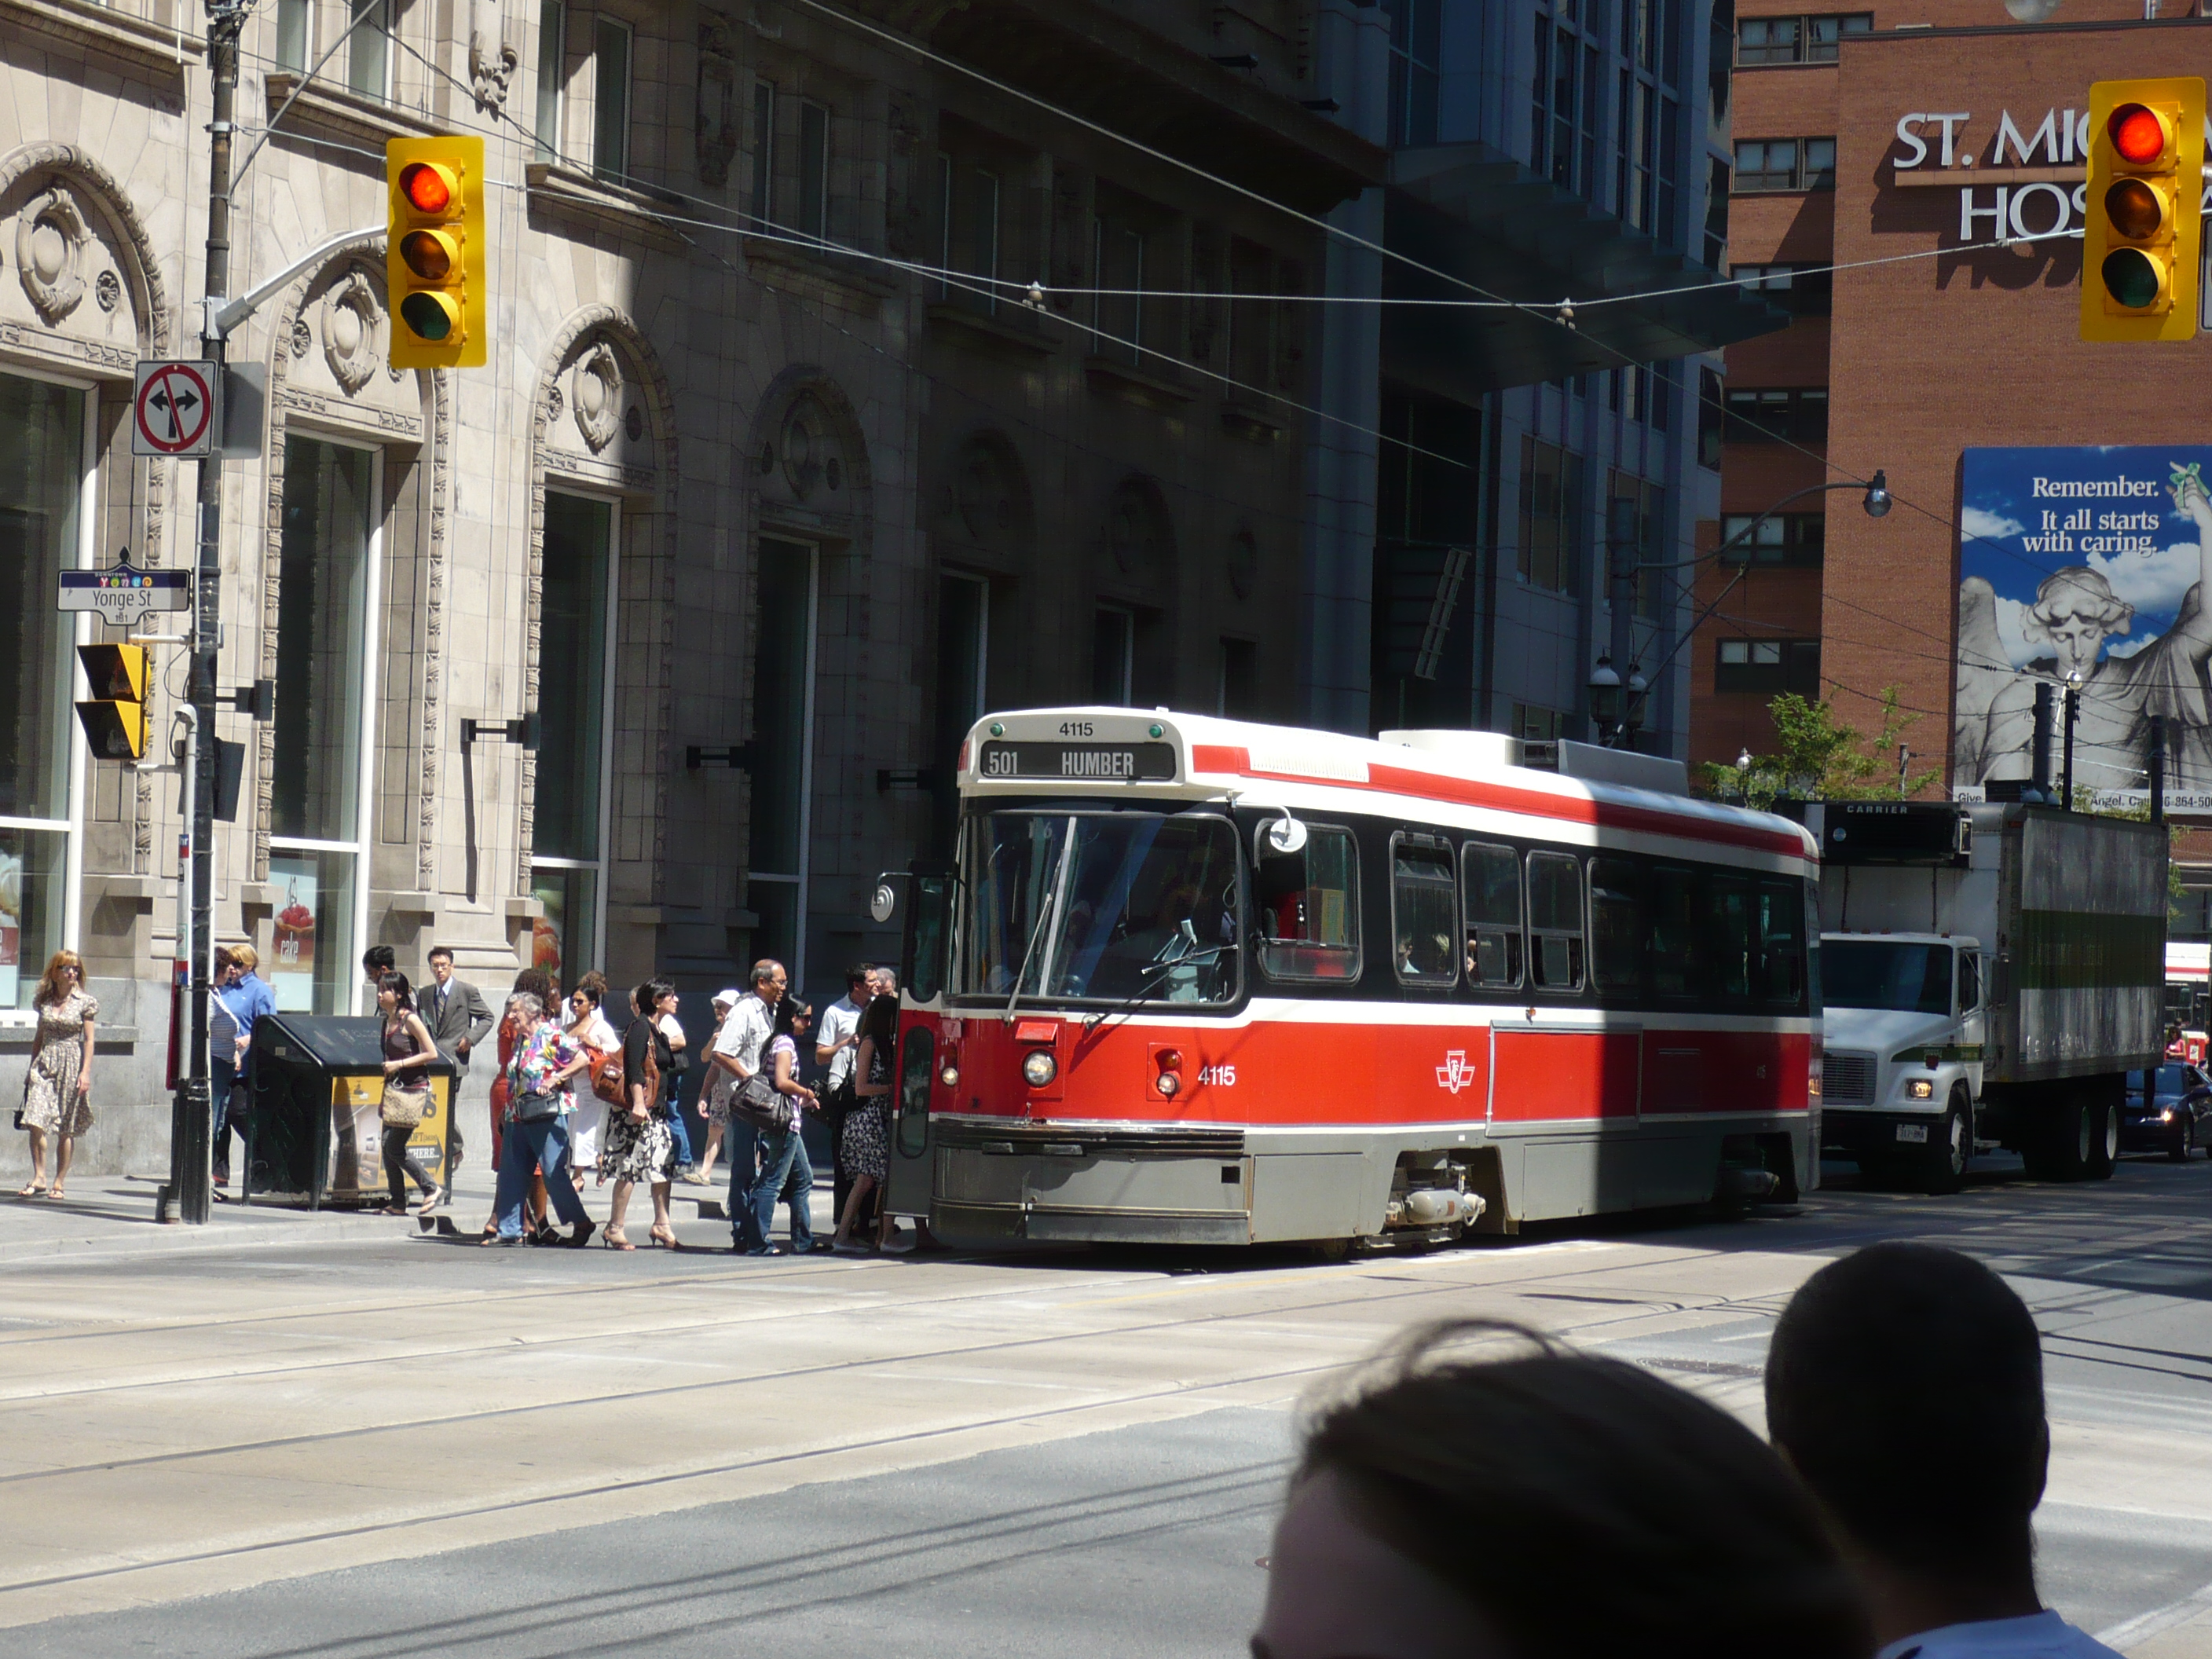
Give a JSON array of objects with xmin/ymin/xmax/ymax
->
[
  {"xmin": 1766, "ymin": 1243, "xmax": 2123, "ymax": 1659},
  {"xmin": 711, "ymin": 959, "xmax": 794, "ymax": 1254},
  {"xmin": 814, "ymin": 962, "xmax": 873, "ymax": 1092}
]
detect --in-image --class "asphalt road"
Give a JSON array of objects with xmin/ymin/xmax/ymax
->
[{"xmin": 2, "ymin": 1150, "xmax": 2209, "ymax": 1657}]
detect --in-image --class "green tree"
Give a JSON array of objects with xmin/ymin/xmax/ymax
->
[{"xmin": 1699, "ymin": 687, "xmax": 1937, "ymax": 808}]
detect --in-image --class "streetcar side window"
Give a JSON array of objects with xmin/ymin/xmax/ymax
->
[
  {"xmin": 1707, "ymin": 876, "xmax": 1754, "ymax": 1002},
  {"xmin": 1526, "ymin": 851, "xmax": 1585, "ymax": 993},
  {"xmin": 1756, "ymin": 880, "xmax": 1806, "ymax": 1006},
  {"xmin": 1588, "ymin": 858, "xmax": 1642, "ymax": 995},
  {"xmin": 1254, "ymin": 825, "xmax": 1361, "ymax": 982},
  {"xmin": 1391, "ymin": 835, "xmax": 1458, "ymax": 987},
  {"xmin": 1647, "ymin": 864, "xmax": 1699, "ymax": 999},
  {"xmin": 1462, "ymin": 840, "xmax": 1523, "ymax": 988}
]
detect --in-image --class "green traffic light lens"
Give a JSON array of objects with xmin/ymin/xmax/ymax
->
[
  {"xmin": 2102, "ymin": 247, "xmax": 2163, "ymax": 309},
  {"xmin": 2106, "ymin": 178, "xmax": 2165, "ymax": 240},
  {"xmin": 399, "ymin": 291, "xmax": 454, "ymax": 341}
]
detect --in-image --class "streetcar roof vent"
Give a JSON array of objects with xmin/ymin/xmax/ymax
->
[
  {"xmin": 1523, "ymin": 738, "xmax": 1690, "ymax": 797},
  {"xmin": 1377, "ymin": 730, "xmax": 1522, "ymax": 770}
]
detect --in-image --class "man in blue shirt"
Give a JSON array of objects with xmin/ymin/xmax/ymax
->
[
  {"xmin": 210, "ymin": 944, "xmax": 276, "ymax": 1189},
  {"xmin": 1766, "ymin": 1244, "xmax": 2122, "ymax": 1659}
]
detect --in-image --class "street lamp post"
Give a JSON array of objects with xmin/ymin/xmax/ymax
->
[{"xmin": 1599, "ymin": 470, "xmax": 1895, "ymax": 756}]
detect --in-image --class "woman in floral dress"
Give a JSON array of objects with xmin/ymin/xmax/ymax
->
[
  {"xmin": 601, "ymin": 979, "xmax": 677, "ymax": 1248},
  {"xmin": 20, "ymin": 951, "xmax": 96, "ymax": 1200}
]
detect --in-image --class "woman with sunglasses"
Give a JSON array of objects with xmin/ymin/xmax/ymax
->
[{"xmin": 20, "ymin": 951, "xmax": 96, "ymax": 1200}]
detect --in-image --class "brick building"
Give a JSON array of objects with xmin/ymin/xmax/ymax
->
[{"xmin": 1694, "ymin": 0, "xmax": 2212, "ymax": 925}]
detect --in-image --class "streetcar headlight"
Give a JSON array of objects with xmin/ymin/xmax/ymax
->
[
  {"xmin": 939, "ymin": 1064, "xmax": 960, "ymax": 1087},
  {"xmin": 1907, "ymin": 1079, "xmax": 1935, "ymax": 1100},
  {"xmin": 1022, "ymin": 1050, "xmax": 1057, "ymax": 1088},
  {"xmin": 1155, "ymin": 1072, "xmax": 1180, "ymax": 1097}
]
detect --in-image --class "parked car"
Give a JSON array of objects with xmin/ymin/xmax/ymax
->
[{"xmin": 2121, "ymin": 1064, "xmax": 2212, "ymax": 1161}]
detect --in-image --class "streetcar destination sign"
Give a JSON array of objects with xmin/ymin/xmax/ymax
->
[{"xmin": 976, "ymin": 740, "xmax": 1177, "ymax": 782}]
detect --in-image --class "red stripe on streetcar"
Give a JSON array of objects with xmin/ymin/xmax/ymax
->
[{"xmin": 1188, "ymin": 744, "xmax": 1809, "ymax": 860}]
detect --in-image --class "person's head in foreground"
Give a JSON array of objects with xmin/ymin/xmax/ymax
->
[
  {"xmin": 1767, "ymin": 1243, "xmax": 2091, "ymax": 1656},
  {"xmin": 1252, "ymin": 1321, "xmax": 1870, "ymax": 1659}
]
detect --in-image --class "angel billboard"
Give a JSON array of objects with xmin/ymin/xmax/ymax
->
[{"xmin": 1954, "ymin": 445, "xmax": 2212, "ymax": 812}]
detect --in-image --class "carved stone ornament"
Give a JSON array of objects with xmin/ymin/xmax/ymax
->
[
  {"xmin": 469, "ymin": 0, "xmax": 520, "ymax": 113},
  {"xmin": 546, "ymin": 383, "xmax": 564, "ymax": 422},
  {"xmin": 780, "ymin": 396, "xmax": 833, "ymax": 500},
  {"xmin": 94, "ymin": 269, "xmax": 121, "ymax": 313},
  {"xmin": 15, "ymin": 185, "xmax": 90, "ymax": 324},
  {"xmin": 290, "ymin": 318, "xmax": 313, "ymax": 359},
  {"xmin": 320, "ymin": 269, "xmax": 386, "ymax": 396},
  {"xmin": 1106, "ymin": 479, "xmax": 1170, "ymax": 577},
  {"xmin": 1227, "ymin": 529, "xmax": 1258, "ymax": 601},
  {"xmin": 572, "ymin": 342, "xmax": 622, "ymax": 451},
  {"xmin": 697, "ymin": 15, "xmax": 741, "ymax": 188}
]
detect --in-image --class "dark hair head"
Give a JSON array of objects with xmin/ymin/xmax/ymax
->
[
  {"xmin": 361, "ymin": 944, "xmax": 397, "ymax": 976},
  {"xmin": 783, "ymin": 998, "xmax": 813, "ymax": 1030},
  {"xmin": 511, "ymin": 968, "xmax": 555, "ymax": 1005},
  {"xmin": 427, "ymin": 945, "xmax": 455, "ymax": 965},
  {"xmin": 577, "ymin": 969, "xmax": 610, "ymax": 1000},
  {"xmin": 846, "ymin": 961, "xmax": 875, "ymax": 988},
  {"xmin": 858, "ymin": 990, "xmax": 899, "ymax": 1046},
  {"xmin": 377, "ymin": 971, "xmax": 414, "ymax": 1011},
  {"xmin": 1766, "ymin": 1243, "xmax": 2047, "ymax": 1582},
  {"xmin": 1292, "ymin": 1321, "xmax": 1869, "ymax": 1659},
  {"xmin": 634, "ymin": 977, "xmax": 675, "ymax": 1015}
]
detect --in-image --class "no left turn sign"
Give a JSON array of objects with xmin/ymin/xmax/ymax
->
[{"xmin": 132, "ymin": 360, "xmax": 217, "ymax": 456}]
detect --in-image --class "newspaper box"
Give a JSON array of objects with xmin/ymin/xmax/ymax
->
[{"xmin": 242, "ymin": 1015, "xmax": 456, "ymax": 1207}]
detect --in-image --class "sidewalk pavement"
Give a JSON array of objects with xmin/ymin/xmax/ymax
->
[{"xmin": 0, "ymin": 1163, "xmax": 839, "ymax": 1262}]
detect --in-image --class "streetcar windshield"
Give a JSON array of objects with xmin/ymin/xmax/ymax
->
[
  {"xmin": 1822, "ymin": 939, "xmax": 1953, "ymax": 1015},
  {"xmin": 958, "ymin": 811, "xmax": 1241, "ymax": 1005}
]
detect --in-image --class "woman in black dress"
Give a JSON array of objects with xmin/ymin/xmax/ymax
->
[
  {"xmin": 602, "ymin": 979, "xmax": 677, "ymax": 1248},
  {"xmin": 830, "ymin": 991, "xmax": 897, "ymax": 1253}
]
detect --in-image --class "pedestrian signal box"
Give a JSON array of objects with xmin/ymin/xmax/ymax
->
[
  {"xmin": 2081, "ymin": 77, "xmax": 2203, "ymax": 342},
  {"xmin": 386, "ymin": 135, "xmax": 485, "ymax": 369},
  {"xmin": 75, "ymin": 643, "xmax": 149, "ymax": 761}
]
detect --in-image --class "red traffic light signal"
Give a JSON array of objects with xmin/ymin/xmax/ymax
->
[{"xmin": 386, "ymin": 137, "xmax": 485, "ymax": 369}]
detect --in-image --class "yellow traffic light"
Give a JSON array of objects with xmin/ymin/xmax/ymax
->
[
  {"xmin": 75, "ymin": 643, "xmax": 149, "ymax": 761},
  {"xmin": 386, "ymin": 136, "xmax": 485, "ymax": 368},
  {"xmin": 2082, "ymin": 77, "xmax": 2203, "ymax": 342}
]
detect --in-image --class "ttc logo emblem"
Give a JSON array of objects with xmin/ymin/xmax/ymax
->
[{"xmin": 1436, "ymin": 1050, "xmax": 1477, "ymax": 1095}]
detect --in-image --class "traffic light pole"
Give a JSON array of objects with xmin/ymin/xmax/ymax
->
[{"xmin": 160, "ymin": 2, "xmax": 244, "ymax": 1225}]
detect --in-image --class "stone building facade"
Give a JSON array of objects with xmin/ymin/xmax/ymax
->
[{"xmin": 0, "ymin": 0, "xmax": 1379, "ymax": 1174}]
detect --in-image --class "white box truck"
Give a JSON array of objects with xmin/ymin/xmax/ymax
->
[{"xmin": 1789, "ymin": 800, "xmax": 2166, "ymax": 1192}]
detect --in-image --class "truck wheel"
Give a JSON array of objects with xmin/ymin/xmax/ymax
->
[
  {"xmin": 2024, "ymin": 1095, "xmax": 2092, "ymax": 1182},
  {"xmin": 2087, "ymin": 1093, "xmax": 2119, "ymax": 1181},
  {"xmin": 1919, "ymin": 1093, "xmax": 1972, "ymax": 1196}
]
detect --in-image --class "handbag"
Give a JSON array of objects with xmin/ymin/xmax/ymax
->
[
  {"xmin": 587, "ymin": 1046, "xmax": 626, "ymax": 1106},
  {"xmin": 732, "ymin": 1071, "xmax": 794, "ymax": 1133},
  {"xmin": 512, "ymin": 1088, "xmax": 561, "ymax": 1123},
  {"xmin": 379, "ymin": 1082, "xmax": 427, "ymax": 1130}
]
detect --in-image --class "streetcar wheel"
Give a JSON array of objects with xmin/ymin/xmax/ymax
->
[
  {"xmin": 1309, "ymin": 1238, "xmax": 1351, "ymax": 1264},
  {"xmin": 1918, "ymin": 1093, "xmax": 1971, "ymax": 1196}
]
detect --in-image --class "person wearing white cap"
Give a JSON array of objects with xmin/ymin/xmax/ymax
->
[{"xmin": 691, "ymin": 987, "xmax": 745, "ymax": 1188}]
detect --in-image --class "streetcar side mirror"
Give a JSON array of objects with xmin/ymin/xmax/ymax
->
[
  {"xmin": 870, "ymin": 881, "xmax": 899, "ymax": 925},
  {"xmin": 1264, "ymin": 812, "xmax": 1308, "ymax": 856}
]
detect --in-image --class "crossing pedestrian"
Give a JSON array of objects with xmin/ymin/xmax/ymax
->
[
  {"xmin": 692, "ymin": 988, "xmax": 744, "ymax": 1188},
  {"xmin": 484, "ymin": 992, "xmax": 595, "ymax": 1247},
  {"xmin": 648, "ymin": 982, "xmax": 698, "ymax": 1182},
  {"xmin": 209, "ymin": 944, "xmax": 273, "ymax": 1190},
  {"xmin": 482, "ymin": 968, "xmax": 556, "ymax": 1240},
  {"xmin": 1251, "ymin": 1320, "xmax": 1868, "ymax": 1659},
  {"xmin": 17, "ymin": 951, "xmax": 95, "ymax": 1201},
  {"xmin": 562, "ymin": 972, "xmax": 620, "ymax": 1185},
  {"xmin": 373, "ymin": 972, "xmax": 442, "ymax": 1217},
  {"xmin": 766, "ymin": 995, "xmax": 819, "ymax": 1253},
  {"xmin": 602, "ymin": 980, "xmax": 677, "ymax": 1249},
  {"xmin": 713, "ymin": 959, "xmax": 810, "ymax": 1255},
  {"xmin": 815, "ymin": 964, "xmax": 873, "ymax": 1228},
  {"xmin": 1765, "ymin": 1243, "xmax": 2119, "ymax": 1659},
  {"xmin": 421, "ymin": 946, "xmax": 494, "ymax": 1182},
  {"xmin": 829, "ymin": 988, "xmax": 896, "ymax": 1254}
]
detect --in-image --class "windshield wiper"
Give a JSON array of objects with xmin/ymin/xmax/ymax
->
[
  {"xmin": 1083, "ymin": 932, "xmax": 1229, "ymax": 1030},
  {"xmin": 1002, "ymin": 888, "xmax": 1057, "ymax": 1025}
]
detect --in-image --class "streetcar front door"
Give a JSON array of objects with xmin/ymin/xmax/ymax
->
[{"xmin": 884, "ymin": 866, "xmax": 954, "ymax": 1221}]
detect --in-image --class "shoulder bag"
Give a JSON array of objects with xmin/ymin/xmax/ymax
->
[
  {"xmin": 731, "ymin": 1016, "xmax": 795, "ymax": 1133},
  {"xmin": 379, "ymin": 1082, "xmax": 427, "ymax": 1130},
  {"xmin": 588, "ymin": 1045, "xmax": 626, "ymax": 1106},
  {"xmin": 511, "ymin": 1087, "xmax": 561, "ymax": 1123}
]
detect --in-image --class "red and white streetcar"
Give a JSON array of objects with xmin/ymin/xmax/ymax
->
[{"xmin": 879, "ymin": 707, "xmax": 1822, "ymax": 1250}]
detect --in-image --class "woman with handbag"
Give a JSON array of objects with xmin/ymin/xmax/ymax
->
[
  {"xmin": 829, "ymin": 991, "xmax": 898, "ymax": 1254},
  {"xmin": 375, "ymin": 972, "xmax": 443, "ymax": 1217},
  {"xmin": 485, "ymin": 992, "xmax": 596, "ymax": 1247},
  {"xmin": 482, "ymin": 968, "xmax": 556, "ymax": 1239},
  {"xmin": 563, "ymin": 972, "xmax": 621, "ymax": 1188},
  {"xmin": 601, "ymin": 979, "xmax": 678, "ymax": 1249},
  {"xmin": 19, "ymin": 951, "xmax": 96, "ymax": 1200}
]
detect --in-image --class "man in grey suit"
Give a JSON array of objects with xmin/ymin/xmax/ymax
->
[{"xmin": 422, "ymin": 945, "xmax": 496, "ymax": 1177}]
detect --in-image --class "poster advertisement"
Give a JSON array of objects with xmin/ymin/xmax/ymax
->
[
  {"xmin": 1955, "ymin": 445, "xmax": 2212, "ymax": 815},
  {"xmin": 269, "ymin": 858, "xmax": 319, "ymax": 1012},
  {"xmin": 0, "ymin": 845, "xmax": 20, "ymax": 1008}
]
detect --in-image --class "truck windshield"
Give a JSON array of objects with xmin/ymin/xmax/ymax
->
[
  {"xmin": 1823, "ymin": 939, "xmax": 1953, "ymax": 1016},
  {"xmin": 958, "ymin": 811, "xmax": 1241, "ymax": 1005}
]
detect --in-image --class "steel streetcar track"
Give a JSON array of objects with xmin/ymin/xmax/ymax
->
[
  {"xmin": 0, "ymin": 1353, "xmax": 1347, "ymax": 1602},
  {"xmin": 0, "ymin": 1260, "xmax": 1796, "ymax": 1485}
]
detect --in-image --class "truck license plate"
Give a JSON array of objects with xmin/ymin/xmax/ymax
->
[{"xmin": 1895, "ymin": 1123, "xmax": 1928, "ymax": 1144}]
